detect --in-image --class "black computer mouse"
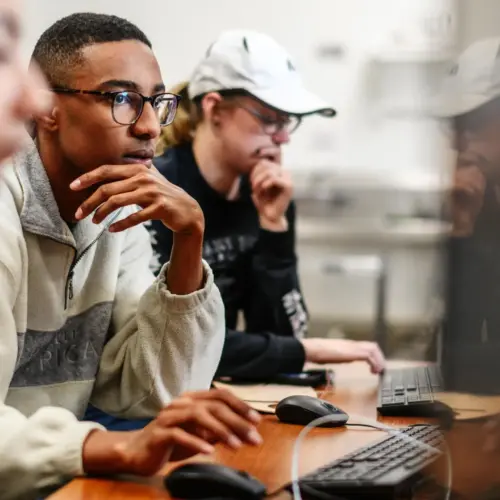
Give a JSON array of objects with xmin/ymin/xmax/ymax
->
[
  {"xmin": 275, "ymin": 395, "xmax": 349, "ymax": 427},
  {"xmin": 164, "ymin": 462, "xmax": 267, "ymax": 500}
]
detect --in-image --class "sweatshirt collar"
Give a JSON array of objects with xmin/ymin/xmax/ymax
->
[{"xmin": 14, "ymin": 140, "xmax": 120, "ymax": 251}]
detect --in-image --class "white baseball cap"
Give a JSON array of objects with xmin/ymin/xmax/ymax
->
[
  {"xmin": 434, "ymin": 37, "xmax": 500, "ymax": 118},
  {"xmin": 188, "ymin": 30, "xmax": 336, "ymax": 118}
]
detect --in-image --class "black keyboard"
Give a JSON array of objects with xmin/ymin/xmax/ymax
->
[
  {"xmin": 292, "ymin": 424, "xmax": 443, "ymax": 499},
  {"xmin": 377, "ymin": 366, "xmax": 444, "ymax": 417}
]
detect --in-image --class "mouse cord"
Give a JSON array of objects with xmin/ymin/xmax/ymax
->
[
  {"xmin": 345, "ymin": 423, "xmax": 382, "ymax": 430},
  {"xmin": 290, "ymin": 414, "xmax": 453, "ymax": 500}
]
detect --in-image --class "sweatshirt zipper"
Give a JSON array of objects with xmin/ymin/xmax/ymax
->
[
  {"xmin": 64, "ymin": 208, "xmax": 125, "ymax": 309},
  {"xmin": 64, "ymin": 227, "xmax": 109, "ymax": 309}
]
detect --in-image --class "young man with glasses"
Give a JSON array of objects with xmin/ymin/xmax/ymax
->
[
  {"xmin": 0, "ymin": 13, "xmax": 263, "ymax": 499},
  {"xmin": 147, "ymin": 30, "xmax": 386, "ymax": 386}
]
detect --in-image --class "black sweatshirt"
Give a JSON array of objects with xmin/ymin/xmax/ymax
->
[
  {"xmin": 148, "ymin": 144, "xmax": 307, "ymax": 380},
  {"xmin": 444, "ymin": 182, "xmax": 500, "ymax": 393},
  {"xmin": 448, "ymin": 182, "xmax": 500, "ymax": 343}
]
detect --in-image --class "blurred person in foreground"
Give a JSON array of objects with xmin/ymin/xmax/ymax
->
[
  {"xmin": 435, "ymin": 37, "xmax": 500, "ymax": 457},
  {"xmin": 0, "ymin": 0, "xmax": 50, "ymax": 162},
  {"xmin": 148, "ymin": 30, "xmax": 386, "ymax": 382},
  {"xmin": 0, "ymin": 13, "xmax": 262, "ymax": 499}
]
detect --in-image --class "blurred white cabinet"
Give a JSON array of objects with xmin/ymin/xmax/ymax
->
[{"xmin": 296, "ymin": 218, "xmax": 446, "ymax": 330}]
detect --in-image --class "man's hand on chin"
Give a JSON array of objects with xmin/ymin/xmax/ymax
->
[{"xmin": 70, "ymin": 163, "xmax": 206, "ymax": 295}]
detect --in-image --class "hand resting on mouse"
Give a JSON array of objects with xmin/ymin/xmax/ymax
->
[{"xmin": 82, "ymin": 389, "xmax": 262, "ymax": 477}]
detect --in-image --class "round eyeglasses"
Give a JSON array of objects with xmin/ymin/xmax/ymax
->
[
  {"xmin": 52, "ymin": 88, "xmax": 181, "ymax": 127},
  {"xmin": 235, "ymin": 103, "xmax": 302, "ymax": 135}
]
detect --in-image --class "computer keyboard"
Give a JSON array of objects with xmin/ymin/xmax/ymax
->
[
  {"xmin": 377, "ymin": 366, "xmax": 444, "ymax": 417},
  {"xmin": 292, "ymin": 424, "xmax": 444, "ymax": 500}
]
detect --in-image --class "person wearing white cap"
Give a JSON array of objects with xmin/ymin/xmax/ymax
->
[
  {"xmin": 147, "ymin": 30, "xmax": 386, "ymax": 383},
  {"xmin": 437, "ymin": 38, "xmax": 500, "ymax": 455}
]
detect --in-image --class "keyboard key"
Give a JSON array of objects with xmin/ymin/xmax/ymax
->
[
  {"xmin": 338, "ymin": 461, "xmax": 355, "ymax": 468},
  {"xmin": 352, "ymin": 452, "xmax": 373, "ymax": 462},
  {"xmin": 381, "ymin": 400, "xmax": 400, "ymax": 407},
  {"xmin": 404, "ymin": 456, "xmax": 428, "ymax": 470}
]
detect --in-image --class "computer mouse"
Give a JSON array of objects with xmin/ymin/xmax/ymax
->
[
  {"xmin": 275, "ymin": 395, "xmax": 349, "ymax": 427},
  {"xmin": 164, "ymin": 462, "xmax": 267, "ymax": 500}
]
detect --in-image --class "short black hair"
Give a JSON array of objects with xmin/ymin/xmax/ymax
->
[{"xmin": 31, "ymin": 12, "xmax": 152, "ymax": 86}]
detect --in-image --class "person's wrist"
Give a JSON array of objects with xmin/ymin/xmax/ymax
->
[
  {"xmin": 259, "ymin": 214, "xmax": 288, "ymax": 232},
  {"xmin": 166, "ymin": 209, "xmax": 205, "ymax": 236},
  {"xmin": 168, "ymin": 218, "xmax": 205, "ymax": 294},
  {"xmin": 172, "ymin": 223, "xmax": 204, "ymax": 247},
  {"xmin": 82, "ymin": 429, "xmax": 136, "ymax": 475},
  {"xmin": 170, "ymin": 213, "xmax": 205, "ymax": 253},
  {"xmin": 301, "ymin": 338, "xmax": 319, "ymax": 362}
]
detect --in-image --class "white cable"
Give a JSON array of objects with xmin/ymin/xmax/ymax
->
[{"xmin": 291, "ymin": 414, "xmax": 452, "ymax": 500}]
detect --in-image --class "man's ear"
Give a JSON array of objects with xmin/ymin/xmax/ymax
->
[{"xmin": 36, "ymin": 105, "xmax": 59, "ymax": 133}]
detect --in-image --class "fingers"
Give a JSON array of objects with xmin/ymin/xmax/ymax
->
[
  {"xmin": 160, "ymin": 407, "xmax": 242, "ymax": 450},
  {"xmin": 187, "ymin": 389, "xmax": 261, "ymax": 424},
  {"xmin": 251, "ymin": 163, "xmax": 283, "ymax": 193},
  {"xmin": 151, "ymin": 426, "xmax": 215, "ymax": 457},
  {"xmin": 108, "ymin": 205, "xmax": 158, "ymax": 232},
  {"xmin": 183, "ymin": 390, "xmax": 262, "ymax": 446},
  {"xmin": 302, "ymin": 338, "xmax": 386, "ymax": 373},
  {"xmin": 166, "ymin": 389, "xmax": 262, "ymax": 446},
  {"xmin": 209, "ymin": 403, "xmax": 262, "ymax": 447},
  {"xmin": 87, "ymin": 190, "xmax": 151, "ymax": 226},
  {"xmin": 250, "ymin": 160, "xmax": 279, "ymax": 186},
  {"xmin": 160, "ymin": 398, "xmax": 262, "ymax": 450},
  {"xmin": 350, "ymin": 341, "xmax": 385, "ymax": 374},
  {"xmin": 75, "ymin": 177, "xmax": 138, "ymax": 221},
  {"xmin": 361, "ymin": 342, "xmax": 385, "ymax": 374},
  {"xmin": 254, "ymin": 173, "xmax": 284, "ymax": 195},
  {"xmin": 252, "ymin": 170, "xmax": 292, "ymax": 203},
  {"xmin": 70, "ymin": 164, "xmax": 149, "ymax": 191},
  {"xmin": 251, "ymin": 169, "xmax": 275, "ymax": 193}
]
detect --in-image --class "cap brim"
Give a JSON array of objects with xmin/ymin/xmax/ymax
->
[
  {"xmin": 250, "ymin": 85, "xmax": 336, "ymax": 117},
  {"xmin": 431, "ymin": 93, "xmax": 495, "ymax": 118}
]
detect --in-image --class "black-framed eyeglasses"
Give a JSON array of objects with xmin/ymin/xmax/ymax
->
[
  {"xmin": 51, "ymin": 88, "xmax": 181, "ymax": 127},
  {"xmin": 236, "ymin": 103, "xmax": 302, "ymax": 135}
]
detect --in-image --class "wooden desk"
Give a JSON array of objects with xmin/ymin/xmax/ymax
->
[{"xmin": 47, "ymin": 362, "xmax": 499, "ymax": 500}]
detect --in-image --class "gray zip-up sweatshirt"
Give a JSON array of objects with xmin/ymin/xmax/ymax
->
[{"xmin": 0, "ymin": 141, "xmax": 225, "ymax": 498}]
